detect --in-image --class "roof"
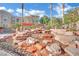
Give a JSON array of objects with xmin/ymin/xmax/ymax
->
[
  {"xmin": 24, "ymin": 15, "xmax": 39, "ymax": 18},
  {"xmin": 0, "ymin": 10, "xmax": 12, "ymax": 16}
]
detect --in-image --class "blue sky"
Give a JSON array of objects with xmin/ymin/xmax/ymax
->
[{"xmin": 0, "ymin": 3, "xmax": 79, "ymax": 18}]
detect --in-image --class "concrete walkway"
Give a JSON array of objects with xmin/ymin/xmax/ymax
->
[{"xmin": 65, "ymin": 47, "xmax": 79, "ymax": 56}]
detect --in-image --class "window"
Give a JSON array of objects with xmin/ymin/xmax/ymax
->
[
  {"xmin": 4, "ymin": 19, "xmax": 7, "ymax": 21},
  {"xmin": 3, "ymin": 24, "xmax": 6, "ymax": 27},
  {"xmin": 16, "ymin": 18, "xmax": 19, "ymax": 22}
]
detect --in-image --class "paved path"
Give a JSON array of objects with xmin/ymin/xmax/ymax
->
[
  {"xmin": 54, "ymin": 31, "xmax": 79, "ymax": 56},
  {"xmin": 53, "ymin": 31, "xmax": 78, "ymax": 45},
  {"xmin": 0, "ymin": 42, "xmax": 22, "ymax": 56},
  {"xmin": 65, "ymin": 47, "xmax": 79, "ymax": 56}
]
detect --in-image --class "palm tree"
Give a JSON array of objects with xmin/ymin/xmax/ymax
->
[
  {"xmin": 50, "ymin": 3, "xmax": 52, "ymax": 20},
  {"xmin": 62, "ymin": 3, "xmax": 65, "ymax": 27},
  {"xmin": 49, "ymin": 3, "xmax": 54, "ymax": 28}
]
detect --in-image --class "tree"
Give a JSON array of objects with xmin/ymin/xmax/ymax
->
[
  {"xmin": 47, "ymin": 17, "xmax": 62, "ymax": 29},
  {"xmin": 12, "ymin": 23, "xmax": 21, "ymax": 29},
  {"xmin": 62, "ymin": 3, "xmax": 65, "ymax": 25},
  {"xmin": 64, "ymin": 8, "xmax": 79, "ymax": 30},
  {"xmin": 40, "ymin": 16, "xmax": 50, "ymax": 25}
]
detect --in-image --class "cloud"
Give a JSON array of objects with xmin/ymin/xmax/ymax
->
[
  {"xmin": 53, "ymin": 4, "xmax": 74, "ymax": 18},
  {"xmin": 16, "ymin": 8, "xmax": 45, "ymax": 17},
  {"xmin": 16, "ymin": 8, "xmax": 29, "ymax": 16},
  {"xmin": 7, "ymin": 9, "xmax": 14, "ymax": 13},
  {"xmin": 16, "ymin": 8, "xmax": 28, "ymax": 13},
  {"xmin": 29, "ymin": 9, "xmax": 45, "ymax": 17},
  {"xmin": 0, "ymin": 6, "xmax": 6, "ymax": 10},
  {"xmin": 0, "ymin": 6, "xmax": 14, "ymax": 14}
]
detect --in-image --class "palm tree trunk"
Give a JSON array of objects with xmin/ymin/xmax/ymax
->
[
  {"xmin": 62, "ymin": 3, "xmax": 64, "ymax": 26},
  {"xmin": 49, "ymin": 3, "xmax": 53, "ymax": 28}
]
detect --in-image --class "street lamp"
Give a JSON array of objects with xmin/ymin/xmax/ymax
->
[
  {"xmin": 22, "ymin": 3, "xmax": 24, "ymax": 22},
  {"xmin": 21, "ymin": 3, "xmax": 24, "ymax": 30}
]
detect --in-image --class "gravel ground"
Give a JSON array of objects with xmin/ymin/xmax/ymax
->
[
  {"xmin": 0, "ymin": 48, "xmax": 18, "ymax": 56},
  {"xmin": 0, "ymin": 41, "xmax": 21, "ymax": 56},
  {"xmin": 0, "ymin": 41, "xmax": 31, "ymax": 56}
]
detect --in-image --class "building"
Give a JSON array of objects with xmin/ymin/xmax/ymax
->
[
  {"xmin": 0, "ymin": 10, "xmax": 40, "ymax": 28},
  {"xmin": 12, "ymin": 16, "xmax": 21, "ymax": 24},
  {"xmin": 0, "ymin": 10, "xmax": 13, "ymax": 28},
  {"xmin": 13, "ymin": 15, "xmax": 39, "ymax": 25},
  {"xmin": 23, "ymin": 15, "xmax": 39, "ymax": 24}
]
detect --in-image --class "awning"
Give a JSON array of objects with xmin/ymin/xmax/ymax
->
[{"xmin": 21, "ymin": 22, "xmax": 33, "ymax": 26}]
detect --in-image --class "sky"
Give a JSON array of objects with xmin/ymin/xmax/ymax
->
[{"xmin": 0, "ymin": 3, "xmax": 79, "ymax": 18}]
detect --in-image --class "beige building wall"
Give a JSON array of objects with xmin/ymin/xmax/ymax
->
[
  {"xmin": 23, "ymin": 15, "xmax": 39, "ymax": 24},
  {"xmin": 0, "ymin": 10, "xmax": 13, "ymax": 28},
  {"xmin": 0, "ymin": 10, "xmax": 39, "ymax": 28}
]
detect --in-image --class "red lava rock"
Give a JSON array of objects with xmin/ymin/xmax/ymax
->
[
  {"xmin": 40, "ymin": 49, "xmax": 49, "ymax": 56},
  {"xmin": 42, "ymin": 34, "xmax": 54, "ymax": 44},
  {"xmin": 12, "ymin": 33, "xmax": 16, "ymax": 36},
  {"xmin": 12, "ymin": 30, "xmax": 57, "ymax": 56},
  {"xmin": 13, "ymin": 32, "xmax": 28, "ymax": 41},
  {"xmin": 37, "ymin": 29, "xmax": 42, "ymax": 33},
  {"xmin": 46, "ymin": 39, "xmax": 53, "ymax": 43},
  {"xmin": 45, "ymin": 30, "xmax": 51, "ymax": 34},
  {"xmin": 20, "ymin": 42, "xmax": 28, "ymax": 50},
  {"xmin": 74, "ymin": 32, "xmax": 79, "ymax": 36},
  {"xmin": 43, "ymin": 34, "xmax": 50, "ymax": 39},
  {"xmin": 34, "ymin": 43, "xmax": 45, "ymax": 50},
  {"xmin": 42, "ymin": 34, "xmax": 54, "ymax": 39},
  {"xmin": 42, "ymin": 39, "xmax": 53, "ymax": 45},
  {"xmin": 26, "ymin": 45, "xmax": 37, "ymax": 53},
  {"xmin": 32, "ymin": 51, "xmax": 41, "ymax": 56}
]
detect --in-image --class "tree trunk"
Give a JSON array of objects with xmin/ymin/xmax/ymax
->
[{"xmin": 62, "ymin": 3, "xmax": 64, "ymax": 27}]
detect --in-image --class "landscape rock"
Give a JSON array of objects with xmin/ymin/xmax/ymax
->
[
  {"xmin": 25, "ymin": 37, "xmax": 38, "ymax": 45},
  {"xmin": 40, "ymin": 48, "xmax": 49, "ymax": 56},
  {"xmin": 46, "ymin": 43, "xmax": 61, "ymax": 55},
  {"xmin": 32, "ymin": 51, "xmax": 41, "ymax": 56}
]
